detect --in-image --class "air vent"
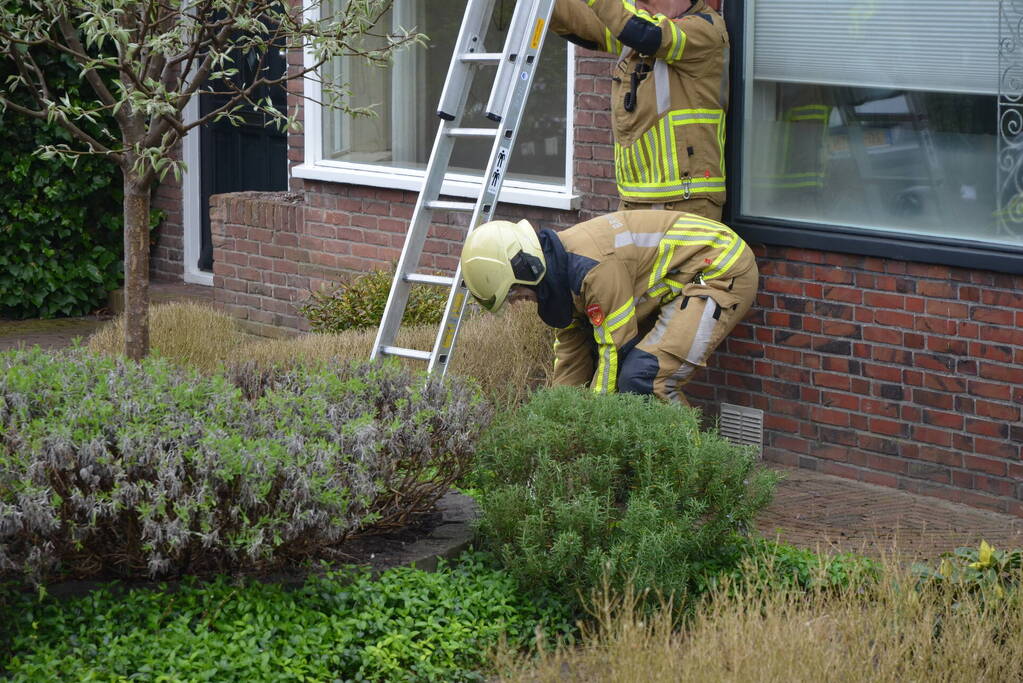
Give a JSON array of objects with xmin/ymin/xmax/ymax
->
[{"xmin": 719, "ymin": 403, "xmax": 764, "ymax": 456}]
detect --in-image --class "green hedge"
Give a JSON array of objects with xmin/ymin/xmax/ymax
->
[{"xmin": 0, "ymin": 50, "xmax": 128, "ymax": 319}]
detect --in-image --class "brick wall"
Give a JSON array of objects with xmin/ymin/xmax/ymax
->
[
  {"xmin": 688, "ymin": 247, "xmax": 1023, "ymax": 516},
  {"xmin": 151, "ymin": 172, "xmax": 184, "ymax": 281}
]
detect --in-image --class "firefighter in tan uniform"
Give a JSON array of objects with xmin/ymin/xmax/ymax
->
[
  {"xmin": 550, "ymin": 0, "xmax": 730, "ymax": 220},
  {"xmin": 459, "ymin": 212, "xmax": 757, "ymax": 404}
]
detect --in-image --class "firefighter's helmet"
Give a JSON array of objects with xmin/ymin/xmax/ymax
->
[{"xmin": 459, "ymin": 219, "xmax": 545, "ymax": 312}]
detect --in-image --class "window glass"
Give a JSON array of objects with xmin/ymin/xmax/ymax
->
[
  {"xmin": 741, "ymin": 1, "xmax": 1014, "ymax": 246},
  {"xmin": 321, "ymin": 0, "xmax": 568, "ymax": 185}
]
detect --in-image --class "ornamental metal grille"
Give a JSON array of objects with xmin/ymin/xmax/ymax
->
[{"xmin": 999, "ymin": 0, "xmax": 1023, "ymax": 242}]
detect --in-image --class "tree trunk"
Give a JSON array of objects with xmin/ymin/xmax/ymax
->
[{"xmin": 123, "ymin": 171, "xmax": 151, "ymax": 361}]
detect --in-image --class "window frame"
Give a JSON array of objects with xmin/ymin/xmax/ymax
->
[
  {"xmin": 294, "ymin": 0, "xmax": 579, "ymax": 211},
  {"xmin": 722, "ymin": 2, "xmax": 1023, "ymax": 275}
]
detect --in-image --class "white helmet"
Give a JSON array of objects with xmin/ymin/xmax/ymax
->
[{"xmin": 459, "ymin": 219, "xmax": 545, "ymax": 312}]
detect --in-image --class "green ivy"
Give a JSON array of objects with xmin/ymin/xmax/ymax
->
[
  {"xmin": 0, "ymin": 47, "xmax": 158, "ymax": 319},
  {"xmin": 0, "ymin": 552, "xmax": 574, "ymax": 682}
]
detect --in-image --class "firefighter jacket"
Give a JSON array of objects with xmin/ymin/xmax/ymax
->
[
  {"xmin": 551, "ymin": 0, "xmax": 730, "ymax": 205},
  {"xmin": 545, "ymin": 210, "xmax": 755, "ymax": 393}
]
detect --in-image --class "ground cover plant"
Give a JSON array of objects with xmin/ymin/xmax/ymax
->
[
  {"xmin": 88, "ymin": 301, "xmax": 554, "ymax": 406},
  {"xmin": 473, "ymin": 386, "xmax": 777, "ymax": 610},
  {"xmin": 493, "ymin": 547, "xmax": 1023, "ymax": 682},
  {"xmin": 1, "ymin": 551, "xmax": 573, "ymax": 682},
  {"xmin": 0, "ymin": 347, "xmax": 490, "ymax": 583}
]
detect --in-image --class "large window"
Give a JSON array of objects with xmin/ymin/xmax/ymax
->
[
  {"xmin": 728, "ymin": 1, "xmax": 1021, "ymax": 270},
  {"xmin": 299, "ymin": 0, "xmax": 574, "ymax": 208}
]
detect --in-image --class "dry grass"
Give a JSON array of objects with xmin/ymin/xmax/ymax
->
[
  {"xmin": 86, "ymin": 302, "xmax": 249, "ymax": 373},
  {"xmin": 494, "ymin": 559, "xmax": 1023, "ymax": 683},
  {"xmin": 87, "ymin": 301, "xmax": 554, "ymax": 406}
]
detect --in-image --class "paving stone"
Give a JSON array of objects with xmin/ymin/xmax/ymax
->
[{"xmin": 757, "ymin": 464, "xmax": 1023, "ymax": 559}]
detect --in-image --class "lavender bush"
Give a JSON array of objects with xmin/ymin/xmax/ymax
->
[{"xmin": 0, "ymin": 348, "xmax": 490, "ymax": 584}]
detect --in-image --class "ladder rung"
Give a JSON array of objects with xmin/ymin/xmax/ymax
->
[
  {"xmin": 448, "ymin": 127, "xmax": 499, "ymax": 138},
  {"xmin": 427, "ymin": 200, "xmax": 476, "ymax": 212},
  {"xmin": 460, "ymin": 52, "xmax": 502, "ymax": 64},
  {"xmin": 405, "ymin": 273, "xmax": 456, "ymax": 287},
  {"xmin": 381, "ymin": 346, "xmax": 433, "ymax": 361}
]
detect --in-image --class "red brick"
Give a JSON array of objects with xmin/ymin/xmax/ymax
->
[
  {"xmin": 973, "ymin": 399, "xmax": 1020, "ymax": 422},
  {"xmin": 861, "ymin": 398, "xmax": 899, "ymax": 418},
  {"xmin": 864, "ymin": 292, "xmax": 904, "ymax": 309},
  {"xmin": 822, "ymin": 286, "xmax": 862, "ymax": 304},
  {"xmin": 870, "ymin": 417, "xmax": 907, "ymax": 437},
  {"xmin": 921, "ymin": 409, "xmax": 963, "ymax": 430},
  {"xmin": 963, "ymin": 455, "xmax": 1008, "ymax": 477},
  {"xmin": 922, "ymin": 374, "xmax": 966, "ymax": 393},
  {"xmin": 863, "ymin": 363, "xmax": 901, "ymax": 382},
  {"xmin": 912, "ymin": 425, "xmax": 952, "ymax": 447},
  {"xmin": 821, "ymin": 391, "xmax": 859, "ymax": 411},
  {"xmin": 813, "ymin": 372, "xmax": 851, "ymax": 390},
  {"xmin": 971, "ymin": 306, "xmax": 1015, "ymax": 326},
  {"xmin": 811, "ymin": 406, "xmax": 850, "ymax": 427},
  {"xmin": 974, "ymin": 438, "xmax": 1020, "ymax": 460},
  {"xmin": 978, "ymin": 362, "xmax": 1023, "ymax": 385},
  {"xmin": 863, "ymin": 326, "xmax": 902, "ymax": 345}
]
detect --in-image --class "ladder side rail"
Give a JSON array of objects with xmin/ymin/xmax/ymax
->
[
  {"xmin": 371, "ymin": 0, "xmax": 499, "ymax": 361},
  {"xmin": 484, "ymin": 0, "xmax": 537, "ymax": 122},
  {"xmin": 437, "ymin": 0, "xmax": 501, "ymax": 120},
  {"xmin": 429, "ymin": 0, "xmax": 557, "ymax": 375}
]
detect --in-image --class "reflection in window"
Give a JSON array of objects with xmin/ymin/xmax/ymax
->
[
  {"xmin": 321, "ymin": 0, "xmax": 568, "ymax": 185},
  {"xmin": 746, "ymin": 83, "xmax": 1001, "ymax": 243}
]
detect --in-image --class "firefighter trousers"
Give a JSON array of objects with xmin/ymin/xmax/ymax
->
[{"xmin": 617, "ymin": 263, "xmax": 759, "ymax": 404}]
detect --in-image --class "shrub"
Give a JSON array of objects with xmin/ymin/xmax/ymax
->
[
  {"xmin": 473, "ymin": 386, "xmax": 777, "ymax": 609},
  {"xmin": 1, "ymin": 552, "xmax": 574, "ymax": 682},
  {"xmin": 0, "ymin": 49, "xmax": 159, "ymax": 319},
  {"xmin": 300, "ymin": 267, "xmax": 449, "ymax": 333},
  {"xmin": 0, "ymin": 348, "xmax": 491, "ymax": 583}
]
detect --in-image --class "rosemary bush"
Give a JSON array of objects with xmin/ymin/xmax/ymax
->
[
  {"xmin": 0, "ymin": 348, "xmax": 490, "ymax": 583},
  {"xmin": 473, "ymin": 386, "xmax": 777, "ymax": 609}
]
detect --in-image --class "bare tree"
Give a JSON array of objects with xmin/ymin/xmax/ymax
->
[{"xmin": 0, "ymin": 0, "xmax": 420, "ymax": 359}]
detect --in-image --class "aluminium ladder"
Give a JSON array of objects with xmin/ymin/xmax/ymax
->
[{"xmin": 369, "ymin": 0, "xmax": 556, "ymax": 374}]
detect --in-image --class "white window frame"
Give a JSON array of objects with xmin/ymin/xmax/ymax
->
[{"xmin": 293, "ymin": 0, "xmax": 579, "ymax": 211}]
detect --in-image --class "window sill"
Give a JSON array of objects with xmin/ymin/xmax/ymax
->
[{"xmin": 291, "ymin": 162, "xmax": 581, "ymax": 211}]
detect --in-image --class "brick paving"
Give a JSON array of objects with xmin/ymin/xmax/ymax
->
[
  {"xmin": 758, "ymin": 464, "xmax": 1023, "ymax": 560},
  {"xmin": 2, "ymin": 283, "xmax": 1021, "ymax": 561}
]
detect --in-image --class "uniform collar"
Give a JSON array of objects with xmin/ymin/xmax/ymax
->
[{"xmin": 534, "ymin": 229, "xmax": 575, "ymax": 329}]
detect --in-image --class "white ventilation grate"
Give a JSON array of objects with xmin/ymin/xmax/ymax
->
[{"xmin": 720, "ymin": 403, "xmax": 764, "ymax": 457}]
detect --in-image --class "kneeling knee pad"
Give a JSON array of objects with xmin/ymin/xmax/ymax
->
[{"xmin": 617, "ymin": 348, "xmax": 659, "ymax": 395}]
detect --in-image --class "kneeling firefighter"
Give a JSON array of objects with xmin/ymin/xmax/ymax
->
[{"xmin": 459, "ymin": 211, "xmax": 758, "ymax": 404}]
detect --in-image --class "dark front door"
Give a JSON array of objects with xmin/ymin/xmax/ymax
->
[{"xmin": 198, "ymin": 42, "xmax": 288, "ymax": 271}]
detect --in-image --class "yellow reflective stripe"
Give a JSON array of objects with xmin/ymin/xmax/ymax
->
[
  {"xmin": 667, "ymin": 20, "xmax": 686, "ymax": 62},
  {"xmin": 591, "ymin": 299, "xmax": 634, "ymax": 394},
  {"xmin": 786, "ymin": 104, "xmax": 829, "ymax": 122},
  {"xmin": 592, "ymin": 326, "xmax": 616, "ymax": 393},
  {"xmin": 704, "ymin": 238, "xmax": 746, "ymax": 280},
  {"xmin": 640, "ymin": 134, "xmax": 655, "ymax": 183},
  {"xmin": 606, "ymin": 298, "xmax": 635, "ymax": 332},
  {"xmin": 717, "ymin": 114, "xmax": 726, "ymax": 176},
  {"xmin": 603, "ymin": 28, "xmax": 623, "ymax": 54}
]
